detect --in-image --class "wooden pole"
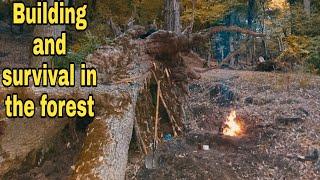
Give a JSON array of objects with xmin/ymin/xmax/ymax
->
[{"xmin": 154, "ymin": 80, "xmax": 161, "ymax": 144}]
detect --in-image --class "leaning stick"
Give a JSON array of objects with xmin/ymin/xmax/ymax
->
[
  {"xmin": 151, "ymin": 70, "xmax": 181, "ymax": 136},
  {"xmin": 134, "ymin": 118, "xmax": 148, "ymax": 155},
  {"xmin": 158, "ymin": 88, "xmax": 180, "ymax": 137},
  {"xmin": 154, "ymin": 80, "xmax": 161, "ymax": 144}
]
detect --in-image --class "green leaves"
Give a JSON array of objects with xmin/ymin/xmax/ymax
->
[{"xmin": 55, "ymin": 31, "xmax": 102, "ymax": 69}]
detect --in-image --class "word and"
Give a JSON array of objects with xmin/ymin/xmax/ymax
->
[{"xmin": 33, "ymin": 32, "xmax": 66, "ymax": 56}]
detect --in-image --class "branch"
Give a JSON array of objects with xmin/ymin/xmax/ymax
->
[
  {"xmin": 200, "ymin": 26, "xmax": 265, "ymax": 37},
  {"xmin": 221, "ymin": 46, "xmax": 245, "ymax": 64},
  {"xmin": 107, "ymin": 18, "xmax": 122, "ymax": 37},
  {"xmin": 134, "ymin": 119, "xmax": 148, "ymax": 155}
]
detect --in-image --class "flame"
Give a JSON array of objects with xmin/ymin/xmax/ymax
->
[{"xmin": 222, "ymin": 111, "xmax": 243, "ymax": 137}]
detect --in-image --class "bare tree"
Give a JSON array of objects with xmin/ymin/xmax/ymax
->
[
  {"xmin": 30, "ymin": 0, "xmax": 68, "ymax": 67},
  {"xmin": 164, "ymin": 0, "xmax": 181, "ymax": 34},
  {"xmin": 304, "ymin": 0, "xmax": 311, "ymax": 16},
  {"xmin": 248, "ymin": 0, "xmax": 255, "ymax": 29}
]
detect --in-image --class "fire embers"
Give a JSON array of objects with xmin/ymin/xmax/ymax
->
[{"xmin": 220, "ymin": 111, "xmax": 245, "ymax": 137}]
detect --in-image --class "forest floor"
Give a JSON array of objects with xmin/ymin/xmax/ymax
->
[
  {"xmin": 128, "ymin": 69, "xmax": 320, "ymax": 179},
  {"xmin": 0, "ymin": 22, "xmax": 31, "ymax": 69},
  {"xmin": 3, "ymin": 123, "xmax": 86, "ymax": 180}
]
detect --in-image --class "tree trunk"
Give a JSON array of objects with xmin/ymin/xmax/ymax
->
[
  {"xmin": 289, "ymin": 0, "xmax": 297, "ymax": 34},
  {"xmin": 248, "ymin": 0, "xmax": 255, "ymax": 29},
  {"xmin": 164, "ymin": 0, "xmax": 181, "ymax": 34},
  {"xmin": 72, "ymin": 90, "xmax": 141, "ymax": 180},
  {"xmin": 30, "ymin": 0, "xmax": 67, "ymax": 67},
  {"xmin": 304, "ymin": 0, "xmax": 311, "ymax": 16},
  {"xmin": 71, "ymin": 40, "xmax": 152, "ymax": 180}
]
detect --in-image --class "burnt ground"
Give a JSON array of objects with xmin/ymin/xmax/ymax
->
[{"xmin": 128, "ymin": 70, "xmax": 320, "ymax": 179}]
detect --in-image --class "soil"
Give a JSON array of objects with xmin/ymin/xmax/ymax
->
[
  {"xmin": 3, "ymin": 121, "xmax": 86, "ymax": 180},
  {"xmin": 0, "ymin": 22, "xmax": 32, "ymax": 69},
  {"xmin": 128, "ymin": 69, "xmax": 320, "ymax": 179}
]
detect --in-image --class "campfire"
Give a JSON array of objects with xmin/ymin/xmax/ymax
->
[{"xmin": 221, "ymin": 110, "xmax": 245, "ymax": 137}]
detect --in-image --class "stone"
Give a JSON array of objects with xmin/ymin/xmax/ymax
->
[
  {"xmin": 210, "ymin": 83, "xmax": 235, "ymax": 106},
  {"xmin": 244, "ymin": 97, "xmax": 254, "ymax": 104}
]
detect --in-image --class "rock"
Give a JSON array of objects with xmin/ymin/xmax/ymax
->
[
  {"xmin": 244, "ymin": 97, "xmax": 254, "ymax": 104},
  {"xmin": 258, "ymin": 56, "xmax": 266, "ymax": 63},
  {"xmin": 316, "ymin": 159, "xmax": 320, "ymax": 171},
  {"xmin": 298, "ymin": 107, "xmax": 309, "ymax": 116},
  {"xmin": 189, "ymin": 83, "xmax": 203, "ymax": 93},
  {"xmin": 305, "ymin": 149, "xmax": 319, "ymax": 161},
  {"xmin": 210, "ymin": 83, "xmax": 235, "ymax": 106}
]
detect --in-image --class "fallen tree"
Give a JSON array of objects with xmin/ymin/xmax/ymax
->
[
  {"xmin": 71, "ymin": 25, "xmax": 265, "ymax": 179},
  {"xmin": 145, "ymin": 26, "xmax": 264, "ymax": 80}
]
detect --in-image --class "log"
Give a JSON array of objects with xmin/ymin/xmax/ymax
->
[
  {"xmin": 145, "ymin": 26, "xmax": 264, "ymax": 82},
  {"xmin": 71, "ymin": 41, "xmax": 152, "ymax": 180},
  {"xmin": 72, "ymin": 89, "xmax": 141, "ymax": 180},
  {"xmin": 146, "ymin": 26, "xmax": 264, "ymax": 57},
  {"xmin": 220, "ymin": 46, "xmax": 245, "ymax": 65},
  {"xmin": 203, "ymin": 26, "xmax": 265, "ymax": 37}
]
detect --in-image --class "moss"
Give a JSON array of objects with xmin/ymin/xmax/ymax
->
[
  {"xmin": 95, "ymin": 93, "xmax": 131, "ymax": 117},
  {"xmin": 72, "ymin": 117, "xmax": 111, "ymax": 179},
  {"xmin": 72, "ymin": 92, "xmax": 132, "ymax": 178}
]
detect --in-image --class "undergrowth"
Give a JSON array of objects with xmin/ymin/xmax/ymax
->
[{"xmin": 54, "ymin": 31, "xmax": 103, "ymax": 69}]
